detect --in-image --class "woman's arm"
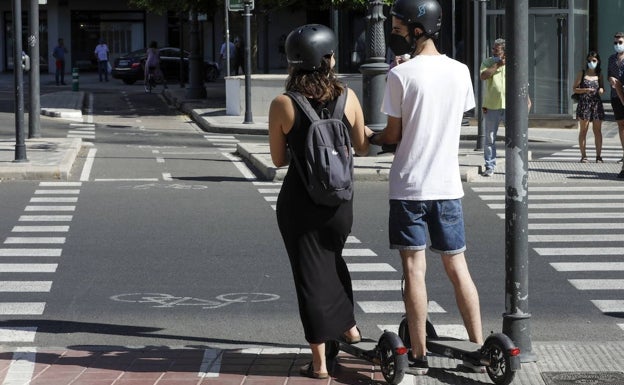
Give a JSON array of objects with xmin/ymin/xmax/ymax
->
[
  {"xmin": 268, "ymin": 94, "xmax": 295, "ymax": 167},
  {"xmin": 344, "ymin": 88, "xmax": 372, "ymax": 157}
]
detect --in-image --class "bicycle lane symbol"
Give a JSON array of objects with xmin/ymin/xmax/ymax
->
[{"xmin": 110, "ymin": 292, "xmax": 280, "ymax": 309}]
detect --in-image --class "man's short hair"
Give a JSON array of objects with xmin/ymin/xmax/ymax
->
[
  {"xmin": 494, "ymin": 38, "xmax": 505, "ymax": 50},
  {"xmin": 615, "ymin": 32, "xmax": 624, "ymax": 39}
]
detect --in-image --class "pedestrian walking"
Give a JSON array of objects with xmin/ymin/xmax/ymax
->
[
  {"xmin": 573, "ymin": 51, "xmax": 605, "ymax": 163},
  {"xmin": 94, "ymin": 39, "xmax": 110, "ymax": 82},
  {"xmin": 368, "ymin": 0, "xmax": 484, "ymax": 375},
  {"xmin": 607, "ymin": 31, "xmax": 624, "ymax": 178},
  {"xmin": 52, "ymin": 38, "xmax": 67, "ymax": 85},
  {"xmin": 268, "ymin": 23, "xmax": 372, "ymax": 379}
]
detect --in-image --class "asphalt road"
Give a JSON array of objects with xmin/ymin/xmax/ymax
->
[{"xmin": 0, "ymin": 82, "xmax": 622, "ymax": 352}]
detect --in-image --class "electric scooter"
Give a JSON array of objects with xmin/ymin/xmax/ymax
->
[
  {"xmin": 398, "ymin": 316, "xmax": 521, "ymax": 385},
  {"xmin": 325, "ymin": 330, "xmax": 409, "ymax": 385}
]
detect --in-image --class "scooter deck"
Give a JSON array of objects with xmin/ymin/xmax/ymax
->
[{"xmin": 427, "ymin": 337, "xmax": 481, "ymax": 353}]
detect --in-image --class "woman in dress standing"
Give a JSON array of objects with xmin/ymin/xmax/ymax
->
[
  {"xmin": 573, "ymin": 51, "xmax": 605, "ymax": 163},
  {"xmin": 268, "ymin": 24, "xmax": 373, "ymax": 379}
]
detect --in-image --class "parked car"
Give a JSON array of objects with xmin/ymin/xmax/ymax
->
[{"xmin": 112, "ymin": 47, "xmax": 220, "ymax": 85}]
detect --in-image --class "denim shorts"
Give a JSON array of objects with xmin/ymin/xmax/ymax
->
[{"xmin": 389, "ymin": 199, "xmax": 466, "ymax": 255}]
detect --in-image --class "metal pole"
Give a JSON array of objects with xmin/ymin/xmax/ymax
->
[
  {"xmin": 503, "ymin": 0, "xmax": 536, "ymax": 363},
  {"xmin": 185, "ymin": 6, "xmax": 207, "ymax": 99},
  {"xmin": 29, "ymin": 0, "xmax": 41, "ymax": 138},
  {"xmin": 179, "ymin": 11, "xmax": 185, "ymax": 88},
  {"xmin": 224, "ymin": 0, "xmax": 230, "ymax": 77},
  {"xmin": 360, "ymin": 0, "xmax": 388, "ymax": 155},
  {"xmin": 474, "ymin": 0, "xmax": 487, "ymax": 151},
  {"xmin": 13, "ymin": 0, "xmax": 28, "ymax": 162},
  {"xmin": 242, "ymin": 0, "xmax": 253, "ymax": 124}
]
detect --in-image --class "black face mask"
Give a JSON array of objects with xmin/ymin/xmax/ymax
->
[{"xmin": 388, "ymin": 33, "xmax": 412, "ymax": 56}]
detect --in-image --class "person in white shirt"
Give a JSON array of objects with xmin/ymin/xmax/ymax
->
[
  {"xmin": 368, "ymin": 0, "xmax": 484, "ymax": 375},
  {"xmin": 94, "ymin": 39, "xmax": 110, "ymax": 82}
]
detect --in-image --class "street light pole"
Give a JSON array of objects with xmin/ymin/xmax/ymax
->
[
  {"xmin": 29, "ymin": 0, "xmax": 41, "ymax": 139},
  {"xmin": 13, "ymin": 0, "xmax": 27, "ymax": 162},
  {"xmin": 242, "ymin": 0, "xmax": 253, "ymax": 124},
  {"xmin": 474, "ymin": 0, "xmax": 487, "ymax": 151},
  {"xmin": 360, "ymin": 0, "xmax": 388, "ymax": 155},
  {"xmin": 504, "ymin": 0, "xmax": 536, "ymax": 363}
]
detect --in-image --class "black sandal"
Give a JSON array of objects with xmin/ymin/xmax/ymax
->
[{"xmin": 596, "ymin": 156, "xmax": 603, "ymax": 163}]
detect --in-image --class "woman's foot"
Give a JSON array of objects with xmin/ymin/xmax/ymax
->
[
  {"xmin": 299, "ymin": 362, "xmax": 329, "ymax": 379},
  {"xmin": 580, "ymin": 157, "xmax": 588, "ymax": 163},
  {"xmin": 342, "ymin": 326, "xmax": 362, "ymax": 344},
  {"xmin": 596, "ymin": 156, "xmax": 603, "ymax": 163}
]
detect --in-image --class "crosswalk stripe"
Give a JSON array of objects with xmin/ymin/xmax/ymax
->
[
  {"xmin": 207, "ymin": 138, "xmax": 239, "ymax": 143},
  {"xmin": 569, "ymin": 279, "xmax": 624, "ymax": 290},
  {"xmin": 1, "ymin": 348, "xmax": 36, "ymax": 384},
  {"xmin": 4, "ymin": 237, "xmax": 66, "ymax": 244},
  {"xmin": 39, "ymin": 182, "xmax": 82, "ymax": 187},
  {"xmin": 347, "ymin": 263, "xmax": 396, "ymax": 272},
  {"xmin": 252, "ymin": 181, "xmax": 282, "ymax": 186},
  {"xmin": 30, "ymin": 197, "xmax": 78, "ymax": 203},
  {"xmin": 342, "ymin": 249, "xmax": 377, "ymax": 257},
  {"xmin": 24, "ymin": 205, "xmax": 75, "ymax": 212},
  {"xmin": 205, "ymin": 135, "xmax": 236, "ymax": 140},
  {"xmin": 591, "ymin": 300, "xmax": 624, "ymax": 313},
  {"xmin": 479, "ymin": 194, "xmax": 624, "ymax": 201},
  {"xmin": 346, "ymin": 236, "xmax": 360, "ymax": 243},
  {"xmin": 0, "ymin": 264, "xmax": 57, "ymax": 273},
  {"xmin": 34, "ymin": 189, "xmax": 80, "ymax": 195},
  {"xmin": 0, "ymin": 327, "xmax": 37, "ymax": 342},
  {"xmin": 352, "ymin": 280, "xmax": 401, "ymax": 291},
  {"xmin": 535, "ymin": 247, "xmax": 623, "ymax": 256},
  {"xmin": 12, "ymin": 226, "xmax": 69, "ymax": 232},
  {"xmin": 530, "ymin": 234, "xmax": 624, "ymax": 242},
  {"xmin": 498, "ymin": 213, "xmax": 624, "ymax": 219},
  {"xmin": 490, "ymin": 202, "xmax": 624, "ymax": 209},
  {"xmin": 263, "ymin": 196, "xmax": 277, "ymax": 202},
  {"xmin": 550, "ymin": 262, "xmax": 624, "ymax": 271},
  {"xmin": 358, "ymin": 301, "xmax": 445, "ymax": 313},
  {"xmin": 0, "ymin": 249, "xmax": 62, "ymax": 257},
  {"xmin": 257, "ymin": 189, "xmax": 281, "ymax": 194},
  {"xmin": 0, "ymin": 302, "xmax": 45, "ymax": 315},
  {"xmin": 0, "ymin": 281, "xmax": 52, "ymax": 292},
  {"xmin": 19, "ymin": 215, "xmax": 73, "ymax": 222},
  {"xmin": 473, "ymin": 186, "xmax": 624, "ymax": 192},
  {"xmin": 530, "ymin": 223, "xmax": 624, "ymax": 230}
]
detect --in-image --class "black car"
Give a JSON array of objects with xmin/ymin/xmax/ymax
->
[{"xmin": 112, "ymin": 47, "xmax": 219, "ymax": 84}]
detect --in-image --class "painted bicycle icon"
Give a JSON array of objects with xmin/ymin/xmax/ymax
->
[{"xmin": 110, "ymin": 292, "xmax": 280, "ymax": 309}]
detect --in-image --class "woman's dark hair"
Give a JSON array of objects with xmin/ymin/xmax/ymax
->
[
  {"xmin": 586, "ymin": 50, "xmax": 602, "ymax": 76},
  {"xmin": 149, "ymin": 41, "xmax": 158, "ymax": 49},
  {"xmin": 285, "ymin": 57, "xmax": 344, "ymax": 103}
]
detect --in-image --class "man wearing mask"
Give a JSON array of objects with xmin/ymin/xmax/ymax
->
[
  {"xmin": 369, "ymin": 0, "xmax": 484, "ymax": 375},
  {"xmin": 479, "ymin": 39, "xmax": 506, "ymax": 177},
  {"xmin": 608, "ymin": 32, "xmax": 624, "ymax": 178}
]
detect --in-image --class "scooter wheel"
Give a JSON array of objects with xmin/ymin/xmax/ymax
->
[
  {"xmin": 482, "ymin": 337, "xmax": 516, "ymax": 385},
  {"xmin": 325, "ymin": 340, "xmax": 339, "ymax": 360},
  {"xmin": 377, "ymin": 331, "xmax": 408, "ymax": 385}
]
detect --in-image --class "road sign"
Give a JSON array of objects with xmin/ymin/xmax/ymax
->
[{"xmin": 228, "ymin": 0, "xmax": 254, "ymax": 12}]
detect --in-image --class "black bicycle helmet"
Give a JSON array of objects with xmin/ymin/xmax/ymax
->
[
  {"xmin": 285, "ymin": 24, "xmax": 336, "ymax": 71},
  {"xmin": 391, "ymin": 0, "xmax": 442, "ymax": 38}
]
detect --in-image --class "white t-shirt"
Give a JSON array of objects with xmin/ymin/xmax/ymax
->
[
  {"xmin": 94, "ymin": 44, "xmax": 109, "ymax": 61},
  {"xmin": 381, "ymin": 54, "xmax": 475, "ymax": 201}
]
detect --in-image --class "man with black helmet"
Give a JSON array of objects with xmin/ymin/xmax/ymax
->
[{"xmin": 368, "ymin": 0, "xmax": 484, "ymax": 375}]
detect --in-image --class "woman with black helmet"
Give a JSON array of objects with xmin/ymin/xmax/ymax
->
[
  {"xmin": 368, "ymin": 0, "xmax": 484, "ymax": 375},
  {"xmin": 269, "ymin": 24, "xmax": 373, "ymax": 379}
]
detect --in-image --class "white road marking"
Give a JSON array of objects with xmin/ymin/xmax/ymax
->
[
  {"xmin": 4, "ymin": 237, "xmax": 66, "ymax": 244},
  {"xmin": 0, "ymin": 303, "xmax": 45, "ymax": 315},
  {"xmin": 569, "ymin": 279, "xmax": 624, "ymax": 290},
  {"xmin": 257, "ymin": 189, "xmax": 281, "ymax": 194},
  {"xmin": 497, "ymin": 213, "xmax": 624, "ymax": 219},
  {"xmin": 342, "ymin": 248, "xmax": 377, "ymax": 257},
  {"xmin": 35, "ymin": 189, "xmax": 80, "ymax": 195},
  {"xmin": 80, "ymin": 148, "xmax": 97, "ymax": 182},
  {"xmin": 346, "ymin": 236, "xmax": 360, "ymax": 243},
  {"xmin": 489, "ymin": 202, "xmax": 624, "ymax": 210},
  {"xmin": 0, "ymin": 249, "xmax": 62, "ymax": 257},
  {"xmin": 347, "ymin": 263, "xmax": 396, "ymax": 272},
  {"xmin": 162, "ymin": 173, "xmax": 173, "ymax": 181},
  {"xmin": 352, "ymin": 280, "xmax": 401, "ymax": 291},
  {"xmin": 0, "ymin": 264, "xmax": 57, "ymax": 273},
  {"xmin": 550, "ymin": 262, "xmax": 624, "ymax": 271},
  {"xmin": 39, "ymin": 182, "xmax": 82, "ymax": 187},
  {"xmin": 1, "ymin": 348, "xmax": 36, "ymax": 384},
  {"xmin": 0, "ymin": 281, "xmax": 52, "ymax": 292},
  {"xmin": 18, "ymin": 215, "xmax": 73, "ymax": 222},
  {"xmin": 198, "ymin": 349, "xmax": 222, "ymax": 378},
  {"xmin": 358, "ymin": 301, "xmax": 445, "ymax": 313},
  {"xmin": 529, "ymin": 234, "xmax": 624, "ymax": 242},
  {"xmin": 479, "ymin": 194, "xmax": 624, "ymax": 201},
  {"xmin": 0, "ymin": 327, "xmax": 37, "ymax": 342},
  {"xmin": 30, "ymin": 197, "xmax": 78, "ymax": 203},
  {"xmin": 472, "ymin": 186, "xmax": 624, "ymax": 192},
  {"xmin": 530, "ymin": 223, "xmax": 624, "ymax": 230},
  {"xmin": 591, "ymin": 300, "xmax": 624, "ymax": 313},
  {"xmin": 24, "ymin": 206, "xmax": 75, "ymax": 212},
  {"xmin": 222, "ymin": 152, "xmax": 256, "ymax": 180},
  {"xmin": 12, "ymin": 226, "xmax": 69, "ymax": 232},
  {"xmin": 94, "ymin": 178, "xmax": 159, "ymax": 182},
  {"xmin": 535, "ymin": 247, "xmax": 624, "ymax": 256}
]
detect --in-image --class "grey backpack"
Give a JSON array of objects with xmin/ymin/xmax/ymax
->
[{"xmin": 286, "ymin": 90, "xmax": 354, "ymax": 207}]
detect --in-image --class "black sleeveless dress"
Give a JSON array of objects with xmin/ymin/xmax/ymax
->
[{"xmin": 276, "ymin": 93, "xmax": 356, "ymax": 344}]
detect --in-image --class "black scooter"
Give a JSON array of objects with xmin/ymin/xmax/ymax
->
[
  {"xmin": 398, "ymin": 316, "xmax": 521, "ymax": 385},
  {"xmin": 325, "ymin": 330, "xmax": 409, "ymax": 384}
]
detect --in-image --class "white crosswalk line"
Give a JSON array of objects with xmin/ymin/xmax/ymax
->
[
  {"xmin": 358, "ymin": 301, "xmax": 445, "ymax": 313},
  {"xmin": 34, "ymin": 189, "xmax": 80, "ymax": 195},
  {"xmin": 257, "ymin": 189, "xmax": 281, "ymax": 194},
  {"xmin": 498, "ymin": 212, "xmax": 624, "ymax": 219},
  {"xmin": 0, "ymin": 281, "xmax": 52, "ymax": 292},
  {"xmin": 490, "ymin": 202, "xmax": 624, "ymax": 209},
  {"xmin": 535, "ymin": 247, "xmax": 623, "ymax": 256},
  {"xmin": 551, "ymin": 262, "xmax": 624, "ymax": 271},
  {"xmin": 346, "ymin": 236, "xmax": 360, "ymax": 243},
  {"xmin": 0, "ymin": 249, "xmax": 62, "ymax": 257},
  {"xmin": 591, "ymin": 300, "xmax": 624, "ymax": 313},
  {"xmin": 0, "ymin": 264, "xmax": 58, "ymax": 273},
  {"xmin": 0, "ymin": 327, "xmax": 37, "ymax": 342},
  {"xmin": 342, "ymin": 249, "xmax": 377, "ymax": 257},
  {"xmin": 25, "ymin": 205, "xmax": 75, "ymax": 212},
  {"xmin": 19, "ymin": 215, "xmax": 73, "ymax": 222},
  {"xmin": 347, "ymin": 263, "xmax": 396, "ymax": 272},
  {"xmin": 0, "ymin": 302, "xmax": 45, "ymax": 315},
  {"xmin": 569, "ymin": 279, "xmax": 624, "ymax": 290},
  {"xmin": 530, "ymin": 223, "xmax": 624, "ymax": 230},
  {"xmin": 12, "ymin": 226, "xmax": 69, "ymax": 232},
  {"xmin": 30, "ymin": 197, "xmax": 78, "ymax": 203},
  {"xmin": 479, "ymin": 194, "xmax": 624, "ymax": 201},
  {"xmin": 39, "ymin": 182, "xmax": 82, "ymax": 187},
  {"xmin": 352, "ymin": 280, "xmax": 401, "ymax": 291},
  {"xmin": 1, "ymin": 348, "xmax": 37, "ymax": 384},
  {"xmin": 530, "ymin": 234, "xmax": 623, "ymax": 242},
  {"xmin": 4, "ymin": 237, "xmax": 66, "ymax": 244},
  {"xmin": 263, "ymin": 196, "xmax": 277, "ymax": 202},
  {"xmin": 473, "ymin": 186, "xmax": 624, "ymax": 192}
]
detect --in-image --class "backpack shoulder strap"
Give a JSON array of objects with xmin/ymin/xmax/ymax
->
[
  {"xmin": 331, "ymin": 87, "xmax": 348, "ymax": 120},
  {"xmin": 285, "ymin": 91, "xmax": 320, "ymax": 122}
]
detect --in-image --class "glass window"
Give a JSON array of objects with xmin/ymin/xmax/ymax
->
[{"xmin": 488, "ymin": 0, "xmax": 570, "ymax": 10}]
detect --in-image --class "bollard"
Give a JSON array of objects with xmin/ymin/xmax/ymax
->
[{"xmin": 72, "ymin": 68, "xmax": 79, "ymax": 91}]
